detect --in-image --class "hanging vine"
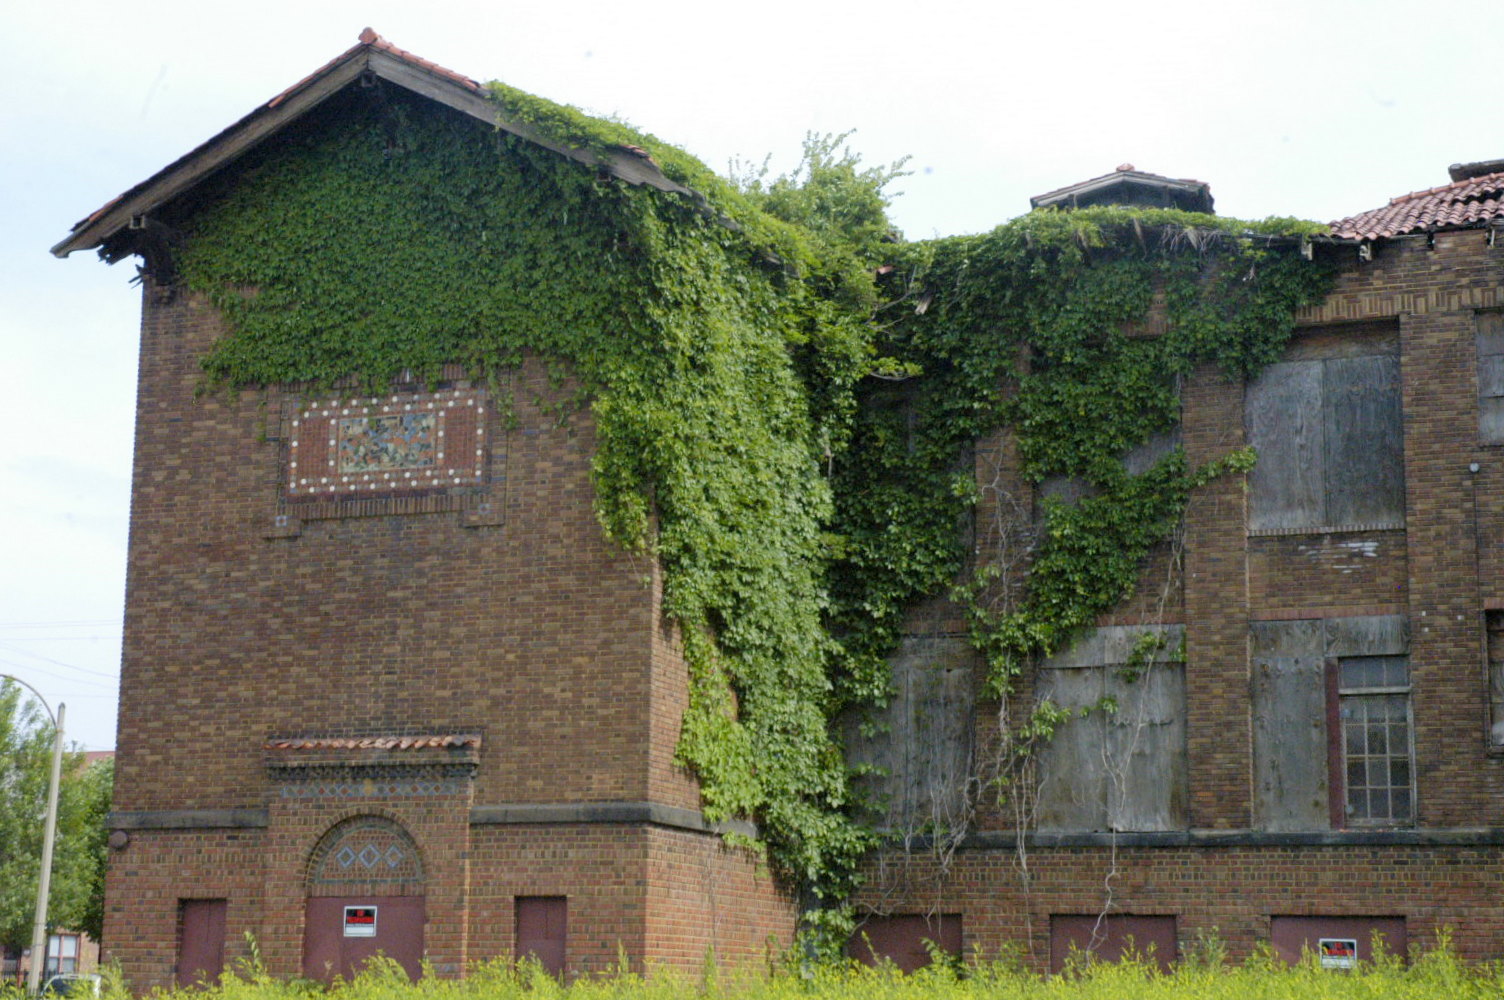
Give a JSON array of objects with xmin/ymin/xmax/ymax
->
[{"xmin": 153, "ymin": 70, "xmax": 1334, "ymax": 928}]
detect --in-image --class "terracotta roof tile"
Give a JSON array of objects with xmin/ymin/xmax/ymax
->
[
  {"xmin": 266, "ymin": 734, "xmax": 481, "ymax": 751},
  {"xmin": 1330, "ymin": 170, "xmax": 1504, "ymax": 240}
]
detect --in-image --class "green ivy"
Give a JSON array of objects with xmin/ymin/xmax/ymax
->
[
  {"xmin": 177, "ymin": 85, "xmax": 875, "ymax": 900},
  {"xmin": 167, "ymin": 75, "xmax": 1333, "ymax": 912},
  {"xmin": 828, "ymin": 207, "xmax": 1333, "ymax": 722}
]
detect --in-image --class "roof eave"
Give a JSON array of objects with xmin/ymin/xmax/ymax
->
[{"xmin": 53, "ymin": 40, "xmax": 690, "ymax": 259}]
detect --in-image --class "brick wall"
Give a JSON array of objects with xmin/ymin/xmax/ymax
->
[
  {"xmin": 106, "ymin": 279, "xmax": 797, "ymax": 986},
  {"xmin": 860, "ymin": 231, "xmax": 1504, "ymax": 967},
  {"xmin": 857, "ymin": 840, "xmax": 1504, "ymax": 967}
]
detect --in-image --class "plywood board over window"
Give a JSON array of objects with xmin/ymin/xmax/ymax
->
[
  {"xmin": 1477, "ymin": 312, "xmax": 1504, "ymax": 443},
  {"xmin": 1246, "ymin": 322, "xmax": 1404, "ymax": 534},
  {"xmin": 1034, "ymin": 625, "xmax": 1186, "ymax": 832},
  {"xmin": 845, "ymin": 636, "xmax": 976, "ymax": 832}
]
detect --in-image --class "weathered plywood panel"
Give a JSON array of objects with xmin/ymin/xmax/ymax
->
[
  {"xmin": 1106, "ymin": 664, "xmax": 1186, "ymax": 830},
  {"xmin": 1122, "ymin": 428, "xmax": 1182, "ymax": 477},
  {"xmin": 1324, "ymin": 354, "xmax": 1404, "ymax": 526},
  {"xmin": 1251, "ymin": 620, "xmax": 1327, "ymax": 831},
  {"xmin": 847, "ymin": 637, "xmax": 976, "ymax": 830},
  {"xmin": 1478, "ymin": 325, "xmax": 1504, "ymax": 443},
  {"xmin": 1043, "ymin": 624, "xmax": 1181, "ymax": 670},
  {"xmin": 1480, "ymin": 398, "xmax": 1504, "ymax": 444},
  {"xmin": 1036, "ymin": 626, "xmax": 1186, "ymax": 832},
  {"xmin": 1326, "ymin": 614, "xmax": 1407, "ymax": 657},
  {"xmin": 1247, "ymin": 361, "xmax": 1325, "ymax": 530},
  {"xmin": 1034, "ymin": 667, "xmax": 1107, "ymax": 832}
]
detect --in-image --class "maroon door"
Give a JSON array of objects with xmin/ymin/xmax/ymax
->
[
  {"xmin": 303, "ymin": 896, "xmax": 425, "ymax": 981},
  {"xmin": 1270, "ymin": 916, "xmax": 1406, "ymax": 965},
  {"xmin": 1050, "ymin": 914, "xmax": 1177, "ymax": 973},
  {"xmin": 847, "ymin": 914, "xmax": 962, "ymax": 972},
  {"xmin": 177, "ymin": 899, "xmax": 227, "ymax": 987},
  {"xmin": 515, "ymin": 897, "xmax": 567, "ymax": 975}
]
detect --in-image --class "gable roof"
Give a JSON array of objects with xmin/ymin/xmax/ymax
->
[
  {"xmin": 1030, "ymin": 164, "xmax": 1214, "ymax": 215},
  {"xmin": 52, "ymin": 29, "xmax": 691, "ymax": 259},
  {"xmin": 1329, "ymin": 169, "xmax": 1504, "ymax": 240}
]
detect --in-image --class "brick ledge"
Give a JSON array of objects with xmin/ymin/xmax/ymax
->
[{"xmin": 107, "ymin": 801, "xmax": 758, "ymax": 838}]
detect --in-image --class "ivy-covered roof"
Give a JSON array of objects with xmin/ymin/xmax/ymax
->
[{"xmin": 51, "ymin": 28, "xmax": 692, "ymax": 259}]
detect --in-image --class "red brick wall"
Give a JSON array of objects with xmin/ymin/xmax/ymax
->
[
  {"xmin": 116, "ymin": 284, "xmax": 668, "ymax": 813},
  {"xmin": 102, "ymin": 829, "xmax": 265, "ymax": 987},
  {"xmin": 106, "ymin": 279, "xmax": 798, "ymax": 987},
  {"xmin": 642, "ymin": 827, "xmax": 796, "ymax": 968},
  {"xmin": 857, "ymin": 841, "xmax": 1504, "ymax": 968}
]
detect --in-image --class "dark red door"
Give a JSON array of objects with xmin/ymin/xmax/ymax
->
[
  {"xmin": 515, "ymin": 897, "xmax": 567, "ymax": 975},
  {"xmin": 847, "ymin": 914, "xmax": 962, "ymax": 972},
  {"xmin": 177, "ymin": 899, "xmax": 227, "ymax": 987},
  {"xmin": 1050, "ymin": 914, "xmax": 1177, "ymax": 973},
  {"xmin": 303, "ymin": 896, "xmax": 425, "ymax": 982},
  {"xmin": 1270, "ymin": 916, "xmax": 1406, "ymax": 965}
]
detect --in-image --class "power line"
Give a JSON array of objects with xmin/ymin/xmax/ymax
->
[{"xmin": 0, "ymin": 642, "xmax": 119, "ymax": 681}]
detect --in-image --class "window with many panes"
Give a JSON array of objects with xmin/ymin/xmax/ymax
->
[{"xmin": 1337, "ymin": 655, "xmax": 1413, "ymax": 825}]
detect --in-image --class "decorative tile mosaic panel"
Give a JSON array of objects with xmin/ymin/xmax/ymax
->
[
  {"xmin": 308, "ymin": 817, "xmax": 424, "ymax": 889},
  {"xmin": 288, "ymin": 390, "xmax": 486, "ymax": 497}
]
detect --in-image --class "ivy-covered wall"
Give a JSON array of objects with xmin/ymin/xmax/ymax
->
[{"xmin": 161, "ymin": 78, "xmax": 1335, "ymax": 920}]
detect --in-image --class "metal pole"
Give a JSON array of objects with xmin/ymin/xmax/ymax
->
[{"xmin": 27, "ymin": 702, "xmax": 64, "ymax": 996}]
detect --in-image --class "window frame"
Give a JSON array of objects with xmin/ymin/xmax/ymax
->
[
  {"xmin": 45, "ymin": 933, "xmax": 79, "ymax": 976},
  {"xmin": 1328, "ymin": 654, "xmax": 1415, "ymax": 827}
]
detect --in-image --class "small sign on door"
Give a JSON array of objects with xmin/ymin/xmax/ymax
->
[
  {"xmin": 1318, "ymin": 938, "xmax": 1357, "ymax": 969},
  {"xmin": 344, "ymin": 906, "xmax": 378, "ymax": 938}
]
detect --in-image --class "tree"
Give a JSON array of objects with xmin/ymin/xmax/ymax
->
[{"xmin": 0, "ymin": 681, "xmax": 112, "ymax": 950}]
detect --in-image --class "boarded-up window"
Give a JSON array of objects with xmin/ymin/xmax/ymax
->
[
  {"xmin": 1050, "ymin": 914, "xmax": 1176, "ymax": 973},
  {"xmin": 847, "ymin": 914, "xmax": 962, "ymax": 972},
  {"xmin": 177, "ymin": 898, "xmax": 227, "ymax": 988},
  {"xmin": 1487, "ymin": 612, "xmax": 1504, "ymax": 747},
  {"xmin": 1252, "ymin": 615, "xmax": 1410, "ymax": 831},
  {"xmin": 1034, "ymin": 626, "xmax": 1186, "ymax": 832},
  {"xmin": 515, "ymin": 897, "xmax": 566, "ymax": 976},
  {"xmin": 1038, "ymin": 428, "xmax": 1181, "ymax": 510},
  {"xmin": 1269, "ymin": 916, "xmax": 1406, "ymax": 966},
  {"xmin": 1246, "ymin": 324, "xmax": 1403, "ymax": 532},
  {"xmin": 1478, "ymin": 313, "xmax": 1504, "ymax": 443},
  {"xmin": 845, "ymin": 636, "xmax": 975, "ymax": 832}
]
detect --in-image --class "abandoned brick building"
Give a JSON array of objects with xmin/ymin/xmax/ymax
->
[{"xmin": 52, "ymin": 29, "xmax": 1504, "ymax": 986}]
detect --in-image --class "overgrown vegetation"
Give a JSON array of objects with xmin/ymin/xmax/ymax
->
[
  {"xmin": 169, "ymin": 76, "xmax": 1332, "ymax": 918},
  {"xmin": 77, "ymin": 933, "xmax": 1504, "ymax": 1000}
]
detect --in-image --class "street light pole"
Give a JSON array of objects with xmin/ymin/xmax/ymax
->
[
  {"xmin": 29, "ymin": 701, "xmax": 65, "ymax": 996},
  {"xmin": 1, "ymin": 677, "xmax": 66, "ymax": 997}
]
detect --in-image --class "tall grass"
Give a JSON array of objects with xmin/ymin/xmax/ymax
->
[{"xmin": 108, "ymin": 934, "xmax": 1504, "ymax": 1000}]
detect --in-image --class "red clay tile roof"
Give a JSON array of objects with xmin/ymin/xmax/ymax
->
[
  {"xmin": 266, "ymin": 734, "xmax": 481, "ymax": 751},
  {"xmin": 1330, "ymin": 171, "xmax": 1504, "ymax": 240}
]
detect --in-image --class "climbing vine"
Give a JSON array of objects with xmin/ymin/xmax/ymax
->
[
  {"xmin": 828, "ymin": 207, "xmax": 1334, "ymax": 827},
  {"xmin": 158, "ymin": 73, "xmax": 1334, "ymax": 924}
]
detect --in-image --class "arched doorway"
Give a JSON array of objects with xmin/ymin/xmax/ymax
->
[{"xmin": 302, "ymin": 816, "xmax": 426, "ymax": 981}]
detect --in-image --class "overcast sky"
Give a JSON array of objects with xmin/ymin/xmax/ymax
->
[{"xmin": 2, "ymin": 0, "xmax": 1499, "ymax": 750}]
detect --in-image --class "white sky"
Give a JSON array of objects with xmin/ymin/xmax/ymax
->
[{"xmin": 2, "ymin": 0, "xmax": 1499, "ymax": 750}]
